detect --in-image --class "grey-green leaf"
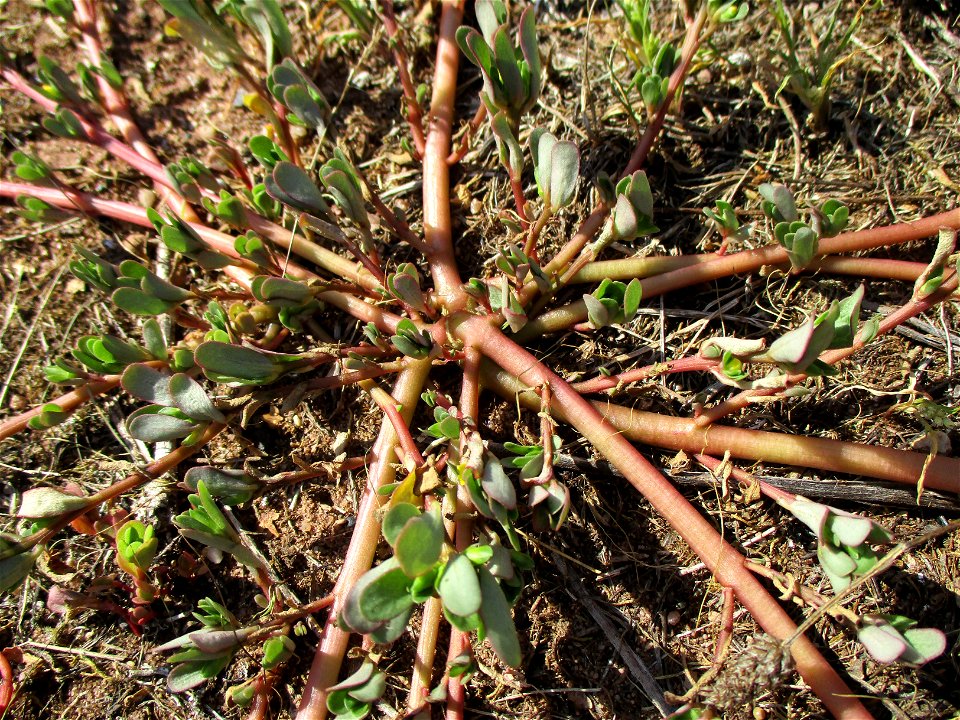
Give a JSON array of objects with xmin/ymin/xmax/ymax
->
[
  {"xmin": 112, "ymin": 287, "xmax": 171, "ymax": 316},
  {"xmin": 169, "ymin": 373, "xmax": 225, "ymax": 423},
  {"xmin": 268, "ymin": 162, "xmax": 328, "ymax": 215},
  {"xmin": 382, "ymin": 503, "xmax": 420, "ymax": 547},
  {"xmin": 357, "ymin": 560, "xmax": 414, "ymax": 622},
  {"xmin": 477, "ymin": 565, "xmax": 521, "ymax": 667},
  {"xmin": 195, "ymin": 342, "xmax": 278, "ymax": 384},
  {"xmin": 438, "ymin": 553, "xmax": 482, "ymax": 617},
  {"xmin": 128, "ymin": 411, "xmax": 198, "ymax": 442},
  {"xmin": 548, "ymin": 140, "xmax": 579, "ymax": 211},
  {"xmin": 122, "ymin": 363, "xmax": 174, "ymax": 405},
  {"xmin": 395, "ymin": 506, "xmax": 443, "ymax": 578}
]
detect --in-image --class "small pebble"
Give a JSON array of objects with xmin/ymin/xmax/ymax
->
[
  {"xmin": 8, "ymin": 394, "xmax": 27, "ymax": 412},
  {"xmin": 138, "ymin": 188, "xmax": 157, "ymax": 208},
  {"xmin": 728, "ymin": 50, "xmax": 752, "ymax": 68},
  {"xmin": 667, "ymin": 610, "xmax": 681, "ymax": 626}
]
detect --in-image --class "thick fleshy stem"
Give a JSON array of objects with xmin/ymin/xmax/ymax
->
[
  {"xmin": 0, "ymin": 179, "xmax": 381, "ymax": 291},
  {"xmin": 71, "ymin": 0, "xmax": 198, "ymax": 221},
  {"xmin": 534, "ymin": 7, "xmax": 709, "ymax": 288},
  {"xmin": 381, "ymin": 0, "xmax": 427, "ymax": 158},
  {"xmin": 0, "ymin": 651, "xmax": 13, "ymax": 714},
  {"xmin": 695, "ymin": 271, "xmax": 959, "ymax": 426},
  {"xmin": 0, "ymin": 181, "xmax": 409, "ymax": 337},
  {"xmin": 569, "ymin": 254, "xmax": 938, "ymax": 286},
  {"xmin": 0, "ymin": 377, "xmax": 119, "ymax": 442},
  {"xmin": 359, "ymin": 378, "xmax": 425, "ymax": 466},
  {"xmin": 446, "ymin": 103, "xmax": 488, "ymax": 165},
  {"xmin": 422, "ymin": 0, "xmax": 467, "ymax": 310},
  {"xmin": 572, "ymin": 355, "xmax": 718, "ymax": 394},
  {"xmin": 459, "ymin": 315, "xmax": 873, "ymax": 720},
  {"xmin": 522, "ymin": 207, "xmax": 960, "ymax": 337},
  {"xmin": 295, "ymin": 359, "xmax": 431, "ymax": 720},
  {"xmin": 485, "ymin": 363, "xmax": 960, "ymax": 494},
  {"xmin": 407, "ymin": 596, "xmax": 443, "ymax": 713},
  {"xmin": 442, "ymin": 345, "xmax": 483, "ymax": 720}
]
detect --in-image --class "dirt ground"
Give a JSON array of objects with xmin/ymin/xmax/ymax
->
[{"xmin": 0, "ymin": 1, "xmax": 958, "ymax": 719}]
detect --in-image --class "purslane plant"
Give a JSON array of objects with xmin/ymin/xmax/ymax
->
[{"xmin": 1, "ymin": 1, "xmax": 959, "ymax": 719}]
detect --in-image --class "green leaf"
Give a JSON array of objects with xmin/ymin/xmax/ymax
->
[
  {"xmin": 518, "ymin": 7, "xmax": 541, "ymax": 106},
  {"xmin": 382, "ymin": 503, "xmax": 420, "ymax": 547},
  {"xmin": 12, "ymin": 151, "xmax": 52, "ymax": 182},
  {"xmin": 368, "ymin": 604, "xmax": 412, "ymax": 644},
  {"xmin": 901, "ymin": 627, "xmax": 947, "ymax": 665},
  {"xmin": 913, "ymin": 228, "xmax": 956, "ymax": 300},
  {"xmin": 44, "ymin": 0, "xmax": 74, "ymax": 19},
  {"xmin": 758, "ymin": 183, "xmax": 798, "ymax": 223},
  {"xmin": 858, "ymin": 622, "xmax": 907, "ymax": 663},
  {"xmin": 0, "ymin": 540, "xmax": 40, "ymax": 593},
  {"xmin": 184, "ymin": 466, "xmax": 259, "ymax": 506},
  {"xmin": 357, "ymin": 560, "xmax": 414, "ymax": 622},
  {"xmin": 548, "ymin": 140, "xmax": 580, "ymax": 212},
  {"xmin": 528, "ymin": 128, "xmax": 552, "ymax": 200},
  {"xmin": 624, "ymin": 278, "xmax": 642, "ymax": 320},
  {"xmin": 283, "ymin": 85, "xmax": 328, "ymax": 131},
  {"xmin": 261, "ymin": 635, "xmax": 295, "ymax": 670},
  {"xmin": 142, "ymin": 319, "xmax": 168, "ymax": 359},
  {"xmin": 194, "ymin": 341, "xmax": 280, "ymax": 385},
  {"xmin": 829, "ymin": 285, "xmax": 865, "ymax": 349},
  {"xmin": 481, "ymin": 456, "xmax": 516, "ymax": 509},
  {"xmin": 395, "ymin": 506, "xmax": 443, "ymax": 578},
  {"xmin": 178, "ymin": 528, "xmax": 262, "ymax": 569},
  {"xmin": 17, "ymin": 486, "xmax": 88, "ymax": 518},
  {"xmin": 239, "ymin": 0, "xmax": 292, "ymax": 67},
  {"xmin": 166, "ymin": 653, "xmax": 232, "ymax": 693},
  {"xmin": 476, "ymin": 0, "xmax": 506, "ymax": 47},
  {"xmin": 122, "ymin": 364, "xmax": 174, "ymax": 405},
  {"xmin": 267, "ymin": 162, "xmax": 329, "ymax": 215},
  {"xmin": 492, "ymin": 25, "xmax": 522, "ymax": 104},
  {"xmin": 438, "ymin": 553, "xmax": 482, "ymax": 617},
  {"xmin": 116, "ymin": 520, "xmax": 157, "ymax": 572},
  {"xmin": 111, "ymin": 287, "xmax": 173, "ymax": 316},
  {"xmin": 251, "ymin": 276, "xmax": 314, "ymax": 303},
  {"xmin": 127, "ymin": 406, "xmax": 199, "ymax": 442},
  {"xmin": 477, "ymin": 565, "xmax": 521, "ymax": 666},
  {"xmin": 169, "ymin": 373, "xmax": 225, "ymax": 422},
  {"xmin": 27, "ymin": 402, "xmax": 69, "ymax": 430},
  {"xmin": 249, "ymin": 134, "xmax": 288, "ymax": 168},
  {"xmin": 765, "ymin": 302, "xmax": 839, "ymax": 372}
]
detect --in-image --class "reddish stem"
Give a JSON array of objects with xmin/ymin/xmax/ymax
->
[
  {"xmin": 523, "ymin": 207, "xmax": 960, "ymax": 337},
  {"xmin": 460, "ymin": 315, "xmax": 872, "ymax": 720},
  {"xmin": 0, "ymin": 378, "xmax": 119, "ymax": 441},
  {"xmin": 486, "ymin": 362, "xmax": 960, "ymax": 493},
  {"xmin": 695, "ymin": 272, "xmax": 959, "ymax": 426},
  {"xmin": 422, "ymin": 0, "xmax": 467, "ymax": 310},
  {"xmin": 71, "ymin": 0, "xmax": 197, "ymax": 220},
  {"xmin": 446, "ymin": 103, "xmax": 487, "ymax": 165},
  {"xmin": 295, "ymin": 360, "xmax": 431, "ymax": 720},
  {"xmin": 572, "ymin": 355, "xmax": 718, "ymax": 394},
  {"xmin": 1, "ymin": 423, "xmax": 225, "ymax": 560},
  {"xmin": 381, "ymin": 0, "xmax": 427, "ymax": 158},
  {"xmin": 0, "ymin": 650, "xmax": 13, "ymax": 714},
  {"xmin": 569, "ymin": 254, "xmax": 935, "ymax": 286},
  {"xmin": 360, "ymin": 378, "xmax": 425, "ymax": 466},
  {"xmin": 0, "ymin": 66, "xmax": 175, "ymax": 191}
]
